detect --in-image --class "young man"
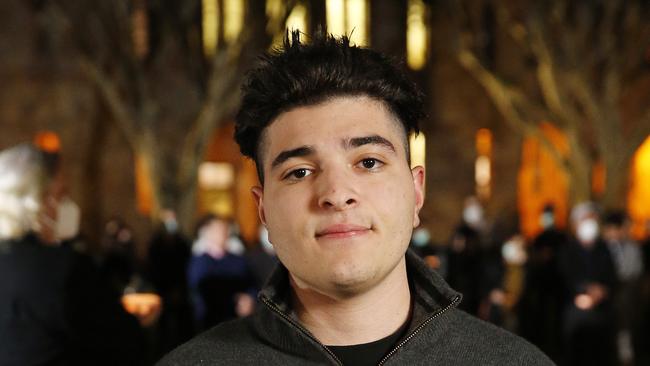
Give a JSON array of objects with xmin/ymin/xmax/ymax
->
[{"xmin": 159, "ymin": 32, "xmax": 553, "ymax": 365}]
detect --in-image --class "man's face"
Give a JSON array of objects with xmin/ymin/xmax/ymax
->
[{"xmin": 252, "ymin": 96, "xmax": 425, "ymax": 297}]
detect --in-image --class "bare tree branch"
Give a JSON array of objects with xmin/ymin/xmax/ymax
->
[
  {"xmin": 457, "ymin": 48, "xmax": 568, "ymax": 169},
  {"xmin": 79, "ymin": 57, "xmax": 139, "ymax": 147}
]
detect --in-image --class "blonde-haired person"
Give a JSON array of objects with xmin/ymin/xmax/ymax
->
[
  {"xmin": 0, "ymin": 143, "xmax": 144, "ymax": 366},
  {"xmin": 0, "ymin": 143, "xmax": 52, "ymax": 240}
]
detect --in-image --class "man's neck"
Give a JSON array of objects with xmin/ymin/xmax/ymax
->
[{"xmin": 291, "ymin": 258, "xmax": 411, "ymax": 346}]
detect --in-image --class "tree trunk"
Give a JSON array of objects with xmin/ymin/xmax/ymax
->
[
  {"xmin": 136, "ymin": 130, "xmax": 164, "ymax": 220},
  {"xmin": 601, "ymin": 150, "xmax": 633, "ymax": 210},
  {"xmin": 566, "ymin": 128, "xmax": 593, "ymax": 205}
]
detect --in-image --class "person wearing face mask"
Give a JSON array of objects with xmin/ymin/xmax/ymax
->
[
  {"xmin": 519, "ymin": 204, "xmax": 566, "ymax": 363},
  {"xmin": 558, "ymin": 202, "xmax": 617, "ymax": 366},
  {"xmin": 446, "ymin": 196, "xmax": 486, "ymax": 316},
  {"xmin": 0, "ymin": 143, "xmax": 144, "ymax": 365}
]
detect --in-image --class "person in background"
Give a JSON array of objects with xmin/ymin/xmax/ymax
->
[
  {"xmin": 519, "ymin": 204, "xmax": 566, "ymax": 362},
  {"xmin": 0, "ymin": 143, "xmax": 144, "ymax": 365},
  {"xmin": 602, "ymin": 211, "xmax": 643, "ymax": 366},
  {"xmin": 187, "ymin": 214, "xmax": 256, "ymax": 331},
  {"xmin": 100, "ymin": 219, "xmax": 138, "ymax": 295},
  {"xmin": 559, "ymin": 202, "xmax": 617, "ymax": 366},
  {"xmin": 409, "ymin": 226, "xmax": 445, "ymax": 273},
  {"xmin": 244, "ymin": 225, "xmax": 279, "ymax": 289},
  {"xmin": 446, "ymin": 196, "xmax": 485, "ymax": 315},
  {"xmin": 147, "ymin": 209, "xmax": 193, "ymax": 355}
]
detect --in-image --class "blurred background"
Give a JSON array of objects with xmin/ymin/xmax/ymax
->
[{"xmin": 1, "ymin": 0, "xmax": 649, "ymax": 365}]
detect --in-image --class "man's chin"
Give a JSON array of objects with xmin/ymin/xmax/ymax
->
[{"xmin": 326, "ymin": 268, "xmax": 381, "ymax": 296}]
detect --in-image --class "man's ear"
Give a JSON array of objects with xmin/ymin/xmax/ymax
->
[
  {"xmin": 411, "ymin": 166, "xmax": 425, "ymax": 228},
  {"xmin": 251, "ymin": 186, "xmax": 266, "ymax": 226}
]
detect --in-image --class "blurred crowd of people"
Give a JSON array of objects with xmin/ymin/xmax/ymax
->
[
  {"xmin": 92, "ymin": 209, "xmax": 278, "ymax": 363},
  {"xmin": 0, "ymin": 143, "xmax": 277, "ymax": 365},
  {"xmin": 411, "ymin": 197, "xmax": 650, "ymax": 366},
  {"xmin": 3, "ymin": 142, "xmax": 650, "ymax": 366}
]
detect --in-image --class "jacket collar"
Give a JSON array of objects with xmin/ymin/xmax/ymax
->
[{"xmin": 254, "ymin": 249, "xmax": 461, "ymax": 361}]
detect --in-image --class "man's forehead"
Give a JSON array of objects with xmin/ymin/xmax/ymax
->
[{"xmin": 258, "ymin": 96, "xmax": 407, "ymax": 163}]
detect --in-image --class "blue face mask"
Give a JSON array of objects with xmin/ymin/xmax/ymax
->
[
  {"xmin": 540, "ymin": 212, "xmax": 555, "ymax": 229},
  {"xmin": 164, "ymin": 219, "xmax": 178, "ymax": 233}
]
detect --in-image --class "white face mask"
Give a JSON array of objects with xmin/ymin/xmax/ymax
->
[
  {"xmin": 463, "ymin": 204, "xmax": 483, "ymax": 227},
  {"xmin": 502, "ymin": 238, "xmax": 527, "ymax": 265},
  {"xmin": 576, "ymin": 218, "xmax": 599, "ymax": 244},
  {"xmin": 55, "ymin": 196, "xmax": 80, "ymax": 242}
]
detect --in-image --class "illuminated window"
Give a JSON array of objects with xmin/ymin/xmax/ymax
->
[
  {"xmin": 223, "ymin": 0, "xmax": 244, "ymax": 44},
  {"xmin": 410, "ymin": 132, "xmax": 426, "ymax": 194},
  {"xmin": 407, "ymin": 0, "xmax": 428, "ymax": 70},
  {"xmin": 131, "ymin": 0, "xmax": 149, "ymax": 59},
  {"xmin": 286, "ymin": 3, "xmax": 308, "ymax": 35},
  {"xmin": 202, "ymin": 0, "xmax": 219, "ymax": 57},
  {"xmin": 202, "ymin": 0, "xmax": 245, "ymax": 57},
  {"xmin": 409, "ymin": 132, "xmax": 426, "ymax": 169},
  {"xmin": 628, "ymin": 135, "xmax": 650, "ymax": 239},
  {"xmin": 198, "ymin": 162, "xmax": 235, "ymax": 218},
  {"xmin": 475, "ymin": 129, "xmax": 492, "ymax": 201},
  {"xmin": 326, "ymin": 0, "xmax": 369, "ymax": 46},
  {"xmin": 135, "ymin": 154, "xmax": 153, "ymax": 215},
  {"xmin": 266, "ymin": 1, "xmax": 308, "ymax": 49}
]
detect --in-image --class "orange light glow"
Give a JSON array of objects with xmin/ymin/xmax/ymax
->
[
  {"xmin": 135, "ymin": 154, "xmax": 153, "ymax": 215},
  {"xmin": 476, "ymin": 128, "xmax": 492, "ymax": 156},
  {"xmin": 475, "ymin": 129, "xmax": 492, "ymax": 200},
  {"xmin": 518, "ymin": 123, "xmax": 569, "ymax": 239},
  {"xmin": 33, "ymin": 131, "xmax": 61, "ymax": 153},
  {"xmin": 628, "ymin": 135, "xmax": 650, "ymax": 239},
  {"xmin": 592, "ymin": 160, "xmax": 606, "ymax": 197},
  {"xmin": 121, "ymin": 293, "xmax": 161, "ymax": 316}
]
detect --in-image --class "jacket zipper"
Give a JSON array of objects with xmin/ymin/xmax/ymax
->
[
  {"xmin": 261, "ymin": 297, "xmax": 344, "ymax": 366},
  {"xmin": 376, "ymin": 294, "xmax": 462, "ymax": 366}
]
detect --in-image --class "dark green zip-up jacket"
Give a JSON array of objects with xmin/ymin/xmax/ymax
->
[{"xmin": 158, "ymin": 250, "xmax": 554, "ymax": 365}]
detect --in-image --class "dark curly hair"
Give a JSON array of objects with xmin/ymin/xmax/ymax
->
[{"xmin": 235, "ymin": 31, "xmax": 425, "ymax": 184}]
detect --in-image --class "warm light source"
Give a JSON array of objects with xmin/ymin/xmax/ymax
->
[
  {"xmin": 285, "ymin": 3, "xmax": 308, "ymax": 36},
  {"xmin": 409, "ymin": 132, "xmax": 426, "ymax": 169},
  {"xmin": 198, "ymin": 162, "xmax": 235, "ymax": 190},
  {"xmin": 326, "ymin": 0, "xmax": 346, "ymax": 36},
  {"xmin": 628, "ymin": 135, "xmax": 650, "ymax": 239},
  {"xmin": 202, "ymin": 0, "xmax": 219, "ymax": 57},
  {"xmin": 135, "ymin": 154, "xmax": 153, "ymax": 215},
  {"xmin": 33, "ymin": 131, "xmax": 60, "ymax": 153},
  {"xmin": 223, "ymin": 0, "xmax": 244, "ymax": 44},
  {"xmin": 517, "ymin": 123, "xmax": 569, "ymax": 239},
  {"xmin": 131, "ymin": 0, "xmax": 149, "ymax": 59},
  {"xmin": 326, "ymin": 0, "xmax": 368, "ymax": 46},
  {"xmin": 407, "ymin": 0, "xmax": 428, "ymax": 70},
  {"xmin": 475, "ymin": 129, "xmax": 492, "ymax": 200}
]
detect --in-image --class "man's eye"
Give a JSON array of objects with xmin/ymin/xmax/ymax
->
[
  {"xmin": 360, "ymin": 158, "xmax": 384, "ymax": 170},
  {"xmin": 285, "ymin": 168, "xmax": 312, "ymax": 180}
]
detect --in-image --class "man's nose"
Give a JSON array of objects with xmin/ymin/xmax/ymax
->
[{"xmin": 316, "ymin": 167, "xmax": 359, "ymax": 210}]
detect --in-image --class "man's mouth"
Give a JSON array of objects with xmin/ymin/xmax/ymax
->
[{"xmin": 315, "ymin": 224, "xmax": 371, "ymax": 239}]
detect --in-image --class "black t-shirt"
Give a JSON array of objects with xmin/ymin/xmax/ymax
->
[{"xmin": 327, "ymin": 320, "xmax": 409, "ymax": 366}]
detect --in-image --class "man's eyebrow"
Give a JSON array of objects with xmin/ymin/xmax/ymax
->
[
  {"xmin": 347, "ymin": 135, "xmax": 396, "ymax": 152},
  {"xmin": 270, "ymin": 146, "xmax": 314, "ymax": 170}
]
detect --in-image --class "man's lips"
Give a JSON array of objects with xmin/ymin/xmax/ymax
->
[{"xmin": 315, "ymin": 224, "xmax": 371, "ymax": 239}]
